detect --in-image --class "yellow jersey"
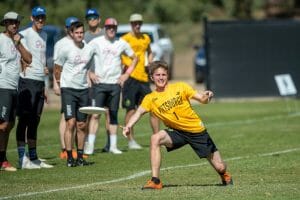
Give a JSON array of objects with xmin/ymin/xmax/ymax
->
[
  {"xmin": 121, "ymin": 32, "xmax": 151, "ymax": 82},
  {"xmin": 141, "ymin": 82, "xmax": 206, "ymax": 133}
]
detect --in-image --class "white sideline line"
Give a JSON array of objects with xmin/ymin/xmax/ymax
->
[
  {"xmin": 0, "ymin": 147, "xmax": 299, "ymax": 200},
  {"xmin": 6, "ymin": 112, "xmax": 300, "ymax": 153}
]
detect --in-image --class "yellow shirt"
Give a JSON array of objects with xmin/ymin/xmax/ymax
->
[
  {"xmin": 121, "ymin": 32, "xmax": 151, "ymax": 82},
  {"xmin": 141, "ymin": 82, "xmax": 206, "ymax": 133}
]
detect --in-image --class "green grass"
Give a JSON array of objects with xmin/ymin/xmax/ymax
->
[{"xmin": 1, "ymin": 99, "xmax": 300, "ymax": 200}]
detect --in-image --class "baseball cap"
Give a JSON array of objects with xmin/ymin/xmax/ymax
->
[
  {"xmin": 104, "ymin": 18, "xmax": 118, "ymax": 26},
  {"xmin": 0, "ymin": 11, "xmax": 23, "ymax": 26},
  {"xmin": 85, "ymin": 8, "xmax": 100, "ymax": 18},
  {"xmin": 129, "ymin": 13, "xmax": 143, "ymax": 22},
  {"xmin": 65, "ymin": 17, "xmax": 79, "ymax": 28},
  {"xmin": 32, "ymin": 6, "xmax": 46, "ymax": 17}
]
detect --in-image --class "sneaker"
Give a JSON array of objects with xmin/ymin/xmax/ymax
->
[
  {"xmin": 76, "ymin": 158, "xmax": 93, "ymax": 166},
  {"xmin": 128, "ymin": 140, "xmax": 142, "ymax": 150},
  {"xmin": 60, "ymin": 151, "xmax": 67, "ymax": 159},
  {"xmin": 67, "ymin": 158, "xmax": 76, "ymax": 167},
  {"xmin": 84, "ymin": 141, "xmax": 94, "ymax": 155},
  {"xmin": 142, "ymin": 180, "xmax": 163, "ymax": 190},
  {"xmin": 109, "ymin": 147, "xmax": 122, "ymax": 154},
  {"xmin": 31, "ymin": 159, "xmax": 54, "ymax": 169},
  {"xmin": 0, "ymin": 161, "xmax": 17, "ymax": 172},
  {"xmin": 20, "ymin": 156, "xmax": 41, "ymax": 169},
  {"xmin": 221, "ymin": 172, "xmax": 233, "ymax": 186}
]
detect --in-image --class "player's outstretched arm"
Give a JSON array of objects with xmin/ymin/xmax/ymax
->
[
  {"xmin": 122, "ymin": 106, "xmax": 147, "ymax": 138},
  {"xmin": 193, "ymin": 90, "xmax": 214, "ymax": 104}
]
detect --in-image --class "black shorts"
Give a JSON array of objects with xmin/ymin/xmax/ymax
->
[
  {"xmin": 88, "ymin": 87, "xmax": 96, "ymax": 107},
  {"xmin": 61, "ymin": 87, "xmax": 89, "ymax": 122},
  {"xmin": 93, "ymin": 83, "xmax": 120, "ymax": 111},
  {"xmin": 165, "ymin": 129, "xmax": 218, "ymax": 158},
  {"xmin": 122, "ymin": 77, "xmax": 151, "ymax": 110},
  {"xmin": 0, "ymin": 88, "xmax": 17, "ymax": 122},
  {"xmin": 17, "ymin": 78, "xmax": 45, "ymax": 117}
]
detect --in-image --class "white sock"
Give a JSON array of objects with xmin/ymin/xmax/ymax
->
[
  {"xmin": 88, "ymin": 134, "xmax": 96, "ymax": 144},
  {"xmin": 110, "ymin": 134, "xmax": 117, "ymax": 149}
]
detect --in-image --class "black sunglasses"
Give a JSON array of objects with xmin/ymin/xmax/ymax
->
[
  {"xmin": 33, "ymin": 15, "xmax": 46, "ymax": 20},
  {"xmin": 5, "ymin": 19, "xmax": 20, "ymax": 25}
]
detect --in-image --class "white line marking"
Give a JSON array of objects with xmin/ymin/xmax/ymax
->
[
  {"xmin": 6, "ymin": 112, "xmax": 300, "ymax": 153},
  {"xmin": 1, "ymin": 147, "xmax": 299, "ymax": 200}
]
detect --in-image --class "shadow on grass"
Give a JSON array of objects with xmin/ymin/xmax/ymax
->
[{"xmin": 163, "ymin": 183, "xmax": 226, "ymax": 188}]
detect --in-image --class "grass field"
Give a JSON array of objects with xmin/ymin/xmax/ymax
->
[{"xmin": 1, "ymin": 99, "xmax": 300, "ymax": 200}]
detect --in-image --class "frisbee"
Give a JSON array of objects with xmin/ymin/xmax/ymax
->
[{"xmin": 79, "ymin": 106, "xmax": 107, "ymax": 114}]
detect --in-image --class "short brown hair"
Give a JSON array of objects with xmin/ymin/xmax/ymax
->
[{"xmin": 149, "ymin": 61, "xmax": 168, "ymax": 76}]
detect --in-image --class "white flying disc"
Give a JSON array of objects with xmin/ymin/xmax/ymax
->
[{"xmin": 79, "ymin": 106, "xmax": 107, "ymax": 114}]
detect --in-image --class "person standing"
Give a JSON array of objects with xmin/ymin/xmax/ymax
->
[
  {"xmin": 16, "ymin": 6, "xmax": 53, "ymax": 169},
  {"xmin": 84, "ymin": 8, "xmax": 104, "ymax": 43},
  {"xmin": 89, "ymin": 18, "xmax": 138, "ymax": 154},
  {"xmin": 54, "ymin": 21, "xmax": 94, "ymax": 167},
  {"xmin": 0, "ymin": 11, "xmax": 32, "ymax": 172},
  {"xmin": 123, "ymin": 61, "xmax": 233, "ymax": 189},
  {"xmin": 121, "ymin": 13, "xmax": 159, "ymax": 150},
  {"xmin": 53, "ymin": 16, "xmax": 80, "ymax": 159},
  {"xmin": 83, "ymin": 8, "xmax": 110, "ymax": 155}
]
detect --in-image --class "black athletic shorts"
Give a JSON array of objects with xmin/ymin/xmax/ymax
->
[
  {"xmin": 122, "ymin": 77, "xmax": 151, "ymax": 110},
  {"xmin": 61, "ymin": 87, "xmax": 89, "ymax": 122},
  {"xmin": 92, "ymin": 83, "xmax": 118, "ymax": 109},
  {"xmin": 0, "ymin": 88, "xmax": 17, "ymax": 122},
  {"xmin": 165, "ymin": 129, "xmax": 218, "ymax": 158},
  {"xmin": 17, "ymin": 77, "xmax": 45, "ymax": 117}
]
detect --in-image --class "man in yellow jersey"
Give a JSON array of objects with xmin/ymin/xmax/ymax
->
[
  {"xmin": 122, "ymin": 61, "xmax": 233, "ymax": 189},
  {"xmin": 121, "ymin": 13, "xmax": 159, "ymax": 150}
]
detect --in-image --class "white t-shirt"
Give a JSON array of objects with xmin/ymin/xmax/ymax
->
[
  {"xmin": 19, "ymin": 27, "xmax": 47, "ymax": 81},
  {"xmin": 0, "ymin": 33, "xmax": 21, "ymax": 89},
  {"xmin": 89, "ymin": 35, "xmax": 134, "ymax": 84},
  {"xmin": 53, "ymin": 36, "xmax": 72, "ymax": 61},
  {"xmin": 55, "ymin": 41, "xmax": 94, "ymax": 89}
]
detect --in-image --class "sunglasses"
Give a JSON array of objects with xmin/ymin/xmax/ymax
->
[
  {"xmin": 105, "ymin": 25, "xmax": 117, "ymax": 30},
  {"xmin": 131, "ymin": 21, "xmax": 143, "ymax": 26},
  {"xmin": 87, "ymin": 15, "xmax": 98, "ymax": 21},
  {"xmin": 5, "ymin": 19, "xmax": 20, "ymax": 25},
  {"xmin": 33, "ymin": 15, "xmax": 46, "ymax": 20}
]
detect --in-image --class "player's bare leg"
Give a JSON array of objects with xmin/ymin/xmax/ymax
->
[
  {"xmin": 126, "ymin": 109, "xmax": 142, "ymax": 149},
  {"xmin": 207, "ymin": 151, "xmax": 233, "ymax": 185},
  {"xmin": 143, "ymin": 130, "xmax": 171, "ymax": 189}
]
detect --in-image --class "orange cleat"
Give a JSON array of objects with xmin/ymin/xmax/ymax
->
[
  {"xmin": 142, "ymin": 180, "xmax": 163, "ymax": 190},
  {"xmin": 221, "ymin": 172, "xmax": 233, "ymax": 186},
  {"xmin": 59, "ymin": 151, "xmax": 67, "ymax": 159}
]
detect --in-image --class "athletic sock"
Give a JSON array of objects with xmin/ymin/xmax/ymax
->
[
  {"xmin": 88, "ymin": 134, "xmax": 96, "ymax": 144},
  {"xmin": 17, "ymin": 146, "xmax": 26, "ymax": 166},
  {"xmin": 67, "ymin": 150, "xmax": 73, "ymax": 159},
  {"xmin": 110, "ymin": 134, "xmax": 117, "ymax": 149},
  {"xmin": 151, "ymin": 177, "xmax": 161, "ymax": 184},
  {"xmin": 28, "ymin": 147, "xmax": 38, "ymax": 161},
  {"xmin": 77, "ymin": 149, "xmax": 84, "ymax": 159}
]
